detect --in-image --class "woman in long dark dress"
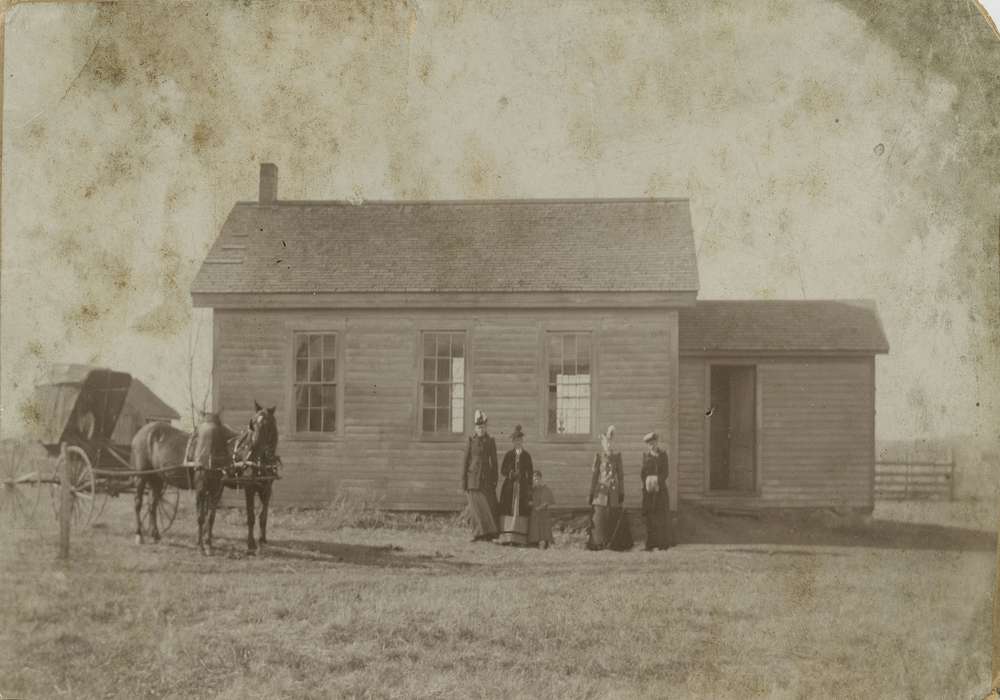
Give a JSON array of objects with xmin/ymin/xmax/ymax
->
[
  {"xmin": 640, "ymin": 431, "xmax": 672, "ymax": 551},
  {"xmin": 498, "ymin": 424, "xmax": 532, "ymax": 545},
  {"xmin": 586, "ymin": 426, "xmax": 633, "ymax": 551},
  {"xmin": 461, "ymin": 409, "xmax": 499, "ymax": 542}
]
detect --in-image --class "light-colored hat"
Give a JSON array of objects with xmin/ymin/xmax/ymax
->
[
  {"xmin": 643, "ymin": 432, "xmax": 659, "ymax": 443},
  {"xmin": 474, "ymin": 409, "xmax": 488, "ymax": 426},
  {"xmin": 604, "ymin": 425, "xmax": 616, "ymax": 440}
]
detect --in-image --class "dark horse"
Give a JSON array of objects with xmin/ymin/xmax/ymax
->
[
  {"xmin": 231, "ymin": 402, "xmax": 279, "ymax": 554},
  {"xmin": 130, "ymin": 402, "xmax": 279, "ymax": 555}
]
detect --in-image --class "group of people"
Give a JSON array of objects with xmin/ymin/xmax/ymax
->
[{"xmin": 460, "ymin": 410, "xmax": 673, "ymax": 552}]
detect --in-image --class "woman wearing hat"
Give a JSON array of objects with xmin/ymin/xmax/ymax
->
[
  {"xmin": 640, "ymin": 432, "xmax": 672, "ymax": 551},
  {"xmin": 498, "ymin": 424, "xmax": 533, "ymax": 545},
  {"xmin": 461, "ymin": 409, "xmax": 499, "ymax": 542},
  {"xmin": 586, "ymin": 426, "xmax": 633, "ymax": 551}
]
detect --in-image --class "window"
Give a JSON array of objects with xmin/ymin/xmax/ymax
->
[
  {"xmin": 546, "ymin": 332, "xmax": 592, "ymax": 435},
  {"xmin": 294, "ymin": 332, "xmax": 337, "ymax": 433},
  {"xmin": 420, "ymin": 332, "xmax": 465, "ymax": 434}
]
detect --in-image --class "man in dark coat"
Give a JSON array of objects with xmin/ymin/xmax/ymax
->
[
  {"xmin": 462, "ymin": 409, "xmax": 499, "ymax": 542},
  {"xmin": 499, "ymin": 424, "xmax": 533, "ymax": 518},
  {"xmin": 640, "ymin": 432, "xmax": 672, "ymax": 551}
]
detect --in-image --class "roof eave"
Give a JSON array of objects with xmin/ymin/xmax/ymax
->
[{"xmin": 192, "ymin": 289, "xmax": 699, "ymax": 310}]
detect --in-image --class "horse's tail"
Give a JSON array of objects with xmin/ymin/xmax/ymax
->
[{"xmin": 131, "ymin": 421, "xmax": 170, "ymax": 472}]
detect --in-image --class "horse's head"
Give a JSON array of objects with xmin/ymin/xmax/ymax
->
[{"xmin": 248, "ymin": 401, "xmax": 278, "ymax": 461}]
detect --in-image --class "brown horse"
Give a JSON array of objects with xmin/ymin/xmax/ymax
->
[
  {"xmin": 233, "ymin": 402, "xmax": 279, "ymax": 554},
  {"xmin": 130, "ymin": 410, "xmax": 236, "ymax": 551},
  {"xmin": 130, "ymin": 402, "xmax": 278, "ymax": 555}
]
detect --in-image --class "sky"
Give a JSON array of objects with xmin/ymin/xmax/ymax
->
[{"xmin": 2, "ymin": 0, "xmax": 998, "ymax": 444}]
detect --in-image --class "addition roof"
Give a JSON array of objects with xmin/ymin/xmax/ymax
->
[{"xmin": 679, "ymin": 300, "xmax": 890, "ymax": 354}]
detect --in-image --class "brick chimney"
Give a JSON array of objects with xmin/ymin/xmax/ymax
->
[{"xmin": 259, "ymin": 163, "xmax": 278, "ymax": 203}]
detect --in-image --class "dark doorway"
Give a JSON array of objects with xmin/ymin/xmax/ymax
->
[{"xmin": 708, "ymin": 365, "xmax": 757, "ymax": 493}]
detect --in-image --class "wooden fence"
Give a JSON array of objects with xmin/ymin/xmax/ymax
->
[{"xmin": 874, "ymin": 458, "xmax": 955, "ymax": 501}]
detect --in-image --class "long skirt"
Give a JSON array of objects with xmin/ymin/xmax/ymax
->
[
  {"xmin": 587, "ymin": 506, "xmax": 633, "ymax": 551},
  {"xmin": 466, "ymin": 490, "xmax": 498, "ymax": 539},
  {"xmin": 528, "ymin": 509, "xmax": 553, "ymax": 546},
  {"xmin": 643, "ymin": 490, "xmax": 673, "ymax": 550}
]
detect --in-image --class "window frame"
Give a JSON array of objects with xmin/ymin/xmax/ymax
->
[
  {"xmin": 540, "ymin": 329, "xmax": 597, "ymax": 443},
  {"xmin": 416, "ymin": 328, "xmax": 470, "ymax": 442},
  {"xmin": 286, "ymin": 328, "xmax": 344, "ymax": 441}
]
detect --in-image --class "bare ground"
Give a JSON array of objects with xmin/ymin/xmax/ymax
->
[{"xmin": 0, "ymin": 495, "xmax": 995, "ymax": 699}]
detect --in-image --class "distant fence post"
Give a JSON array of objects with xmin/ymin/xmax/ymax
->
[{"xmin": 59, "ymin": 441, "xmax": 71, "ymax": 560}]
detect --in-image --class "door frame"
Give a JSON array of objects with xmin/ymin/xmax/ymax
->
[{"xmin": 703, "ymin": 360, "xmax": 762, "ymax": 497}]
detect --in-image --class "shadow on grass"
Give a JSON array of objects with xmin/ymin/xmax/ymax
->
[{"xmin": 255, "ymin": 538, "xmax": 481, "ymax": 570}]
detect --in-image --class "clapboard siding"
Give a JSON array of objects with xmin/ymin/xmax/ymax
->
[
  {"xmin": 214, "ymin": 309, "xmax": 677, "ymax": 509},
  {"xmin": 677, "ymin": 356, "xmax": 875, "ymax": 508}
]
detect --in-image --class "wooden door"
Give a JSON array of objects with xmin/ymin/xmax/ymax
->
[
  {"xmin": 708, "ymin": 366, "xmax": 731, "ymax": 491},
  {"xmin": 727, "ymin": 366, "xmax": 756, "ymax": 492}
]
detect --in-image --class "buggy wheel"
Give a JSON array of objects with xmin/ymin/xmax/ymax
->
[
  {"xmin": 50, "ymin": 445, "xmax": 96, "ymax": 528},
  {"xmin": 142, "ymin": 484, "xmax": 180, "ymax": 537},
  {"xmin": 0, "ymin": 439, "xmax": 42, "ymax": 524}
]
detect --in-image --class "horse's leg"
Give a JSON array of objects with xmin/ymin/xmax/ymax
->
[
  {"xmin": 134, "ymin": 477, "xmax": 146, "ymax": 545},
  {"xmin": 195, "ymin": 472, "xmax": 208, "ymax": 555},
  {"xmin": 259, "ymin": 482, "xmax": 271, "ymax": 545},
  {"xmin": 245, "ymin": 485, "xmax": 257, "ymax": 554},
  {"xmin": 205, "ymin": 475, "xmax": 220, "ymax": 555},
  {"xmin": 149, "ymin": 477, "xmax": 162, "ymax": 543}
]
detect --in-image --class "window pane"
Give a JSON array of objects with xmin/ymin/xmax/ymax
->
[
  {"xmin": 433, "ymin": 359, "xmax": 446, "ymax": 382},
  {"xmin": 309, "ymin": 409, "xmax": 322, "ymax": 432},
  {"xmin": 422, "ymin": 383, "xmax": 436, "ymax": 408},
  {"xmin": 321, "ymin": 385, "xmax": 336, "ymax": 409},
  {"xmin": 452, "ymin": 382, "xmax": 464, "ymax": 399},
  {"xmin": 451, "ymin": 399, "xmax": 464, "ymax": 433},
  {"xmin": 296, "ymin": 408, "xmax": 309, "ymax": 431},
  {"xmin": 296, "ymin": 359, "xmax": 309, "ymax": 382},
  {"xmin": 421, "ymin": 358, "xmax": 434, "ymax": 381},
  {"xmin": 436, "ymin": 408, "xmax": 449, "ymax": 432},
  {"xmin": 451, "ymin": 358, "xmax": 464, "ymax": 383},
  {"xmin": 295, "ymin": 385, "xmax": 309, "ymax": 410},
  {"xmin": 323, "ymin": 334, "xmax": 336, "ymax": 358},
  {"xmin": 451, "ymin": 334, "xmax": 464, "ymax": 358},
  {"xmin": 422, "ymin": 408, "xmax": 435, "ymax": 432},
  {"xmin": 577, "ymin": 334, "xmax": 591, "ymax": 370},
  {"xmin": 322, "ymin": 407, "xmax": 336, "ymax": 432},
  {"xmin": 322, "ymin": 359, "xmax": 336, "ymax": 382},
  {"xmin": 309, "ymin": 358, "xmax": 322, "ymax": 382},
  {"xmin": 295, "ymin": 334, "xmax": 309, "ymax": 359},
  {"xmin": 423, "ymin": 334, "xmax": 436, "ymax": 358},
  {"xmin": 309, "ymin": 385, "xmax": 322, "ymax": 407},
  {"xmin": 565, "ymin": 335, "xmax": 577, "ymax": 374}
]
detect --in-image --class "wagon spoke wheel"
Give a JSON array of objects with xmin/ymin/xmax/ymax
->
[
  {"xmin": 142, "ymin": 485, "xmax": 180, "ymax": 538},
  {"xmin": 50, "ymin": 445, "xmax": 96, "ymax": 528},
  {"xmin": 0, "ymin": 439, "xmax": 42, "ymax": 525}
]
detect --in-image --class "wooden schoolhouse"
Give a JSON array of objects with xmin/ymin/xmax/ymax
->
[{"xmin": 191, "ymin": 164, "xmax": 889, "ymax": 512}]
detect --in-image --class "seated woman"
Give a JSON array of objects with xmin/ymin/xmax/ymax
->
[
  {"xmin": 586, "ymin": 426, "xmax": 633, "ymax": 551},
  {"xmin": 527, "ymin": 470, "xmax": 555, "ymax": 549}
]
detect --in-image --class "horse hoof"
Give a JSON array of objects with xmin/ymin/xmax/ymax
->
[{"xmin": 135, "ymin": 535, "xmax": 144, "ymax": 545}]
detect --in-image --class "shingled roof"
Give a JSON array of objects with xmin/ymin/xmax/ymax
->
[
  {"xmin": 679, "ymin": 300, "xmax": 890, "ymax": 354},
  {"xmin": 191, "ymin": 198, "xmax": 698, "ymax": 295}
]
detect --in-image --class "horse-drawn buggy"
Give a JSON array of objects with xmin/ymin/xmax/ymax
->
[{"xmin": 1, "ymin": 365, "xmax": 281, "ymax": 554}]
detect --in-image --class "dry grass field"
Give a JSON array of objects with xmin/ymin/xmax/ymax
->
[{"xmin": 0, "ymin": 495, "xmax": 995, "ymax": 699}]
